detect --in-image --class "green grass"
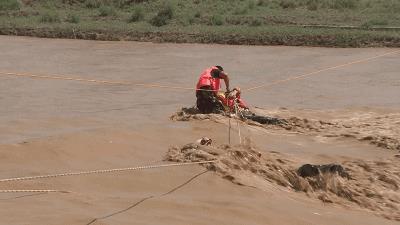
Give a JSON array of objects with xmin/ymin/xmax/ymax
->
[
  {"xmin": 40, "ymin": 11, "xmax": 61, "ymax": 23},
  {"xmin": 0, "ymin": 0, "xmax": 399, "ymax": 47}
]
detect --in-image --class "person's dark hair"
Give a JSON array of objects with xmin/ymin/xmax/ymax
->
[
  {"xmin": 215, "ymin": 65, "xmax": 223, "ymax": 71},
  {"xmin": 211, "ymin": 69, "xmax": 221, "ymax": 78}
]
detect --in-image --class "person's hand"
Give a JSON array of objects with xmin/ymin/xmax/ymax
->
[
  {"xmin": 225, "ymin": 89, "xmax": 231, "ymax": 96},
  {"xmin": 233, "ymin": 87, "xmax": 241, "ymax": 94}
]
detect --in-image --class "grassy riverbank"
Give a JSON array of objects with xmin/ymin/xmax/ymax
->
[{"xmin": 1, "ymin": 0, "xmax": 400, "ymax": 47}]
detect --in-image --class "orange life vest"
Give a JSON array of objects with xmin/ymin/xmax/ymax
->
[{"xmin": 196, "ymin": 66, "xmax": 221, "ymax": 92}]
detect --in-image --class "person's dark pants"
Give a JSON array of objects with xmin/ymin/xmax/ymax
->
[{"xmin": 196, "ymin": 86, "xmax": 223, "ymax": 114}]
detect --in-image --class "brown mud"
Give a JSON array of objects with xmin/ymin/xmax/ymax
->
[
  {"xmin": 166, "ymin": 141, "xmax": 400, "ymax": 221},
  {"xmin": 171, "ymin": 107, "xmax": 400, "ymax": 151}
]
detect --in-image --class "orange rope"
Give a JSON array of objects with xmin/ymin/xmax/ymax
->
[
  {"xmin": 0, "ymin": 71, "xmax": 196, "ymax": 91},
  {"xmin": 245, "ymin": 49, "xmax": 400, "ymax": 92}
]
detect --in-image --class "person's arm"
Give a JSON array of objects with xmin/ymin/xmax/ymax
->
[{"xmin": 220, "ymin": 72, "xmax": 230, "ymax": 92}]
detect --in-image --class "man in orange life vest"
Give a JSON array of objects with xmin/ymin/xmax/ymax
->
[
  {"xmin": 195, "ymin": 66, "xmax": 284, "ymax": 125},
  {"xmin": 196, "ymin": 66, "xmax": 247, "ymax": 113}
]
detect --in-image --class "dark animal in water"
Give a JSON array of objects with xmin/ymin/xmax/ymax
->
[{"xmin": 297, "ymin": 164, "xmax": 349, "ymax": 179}]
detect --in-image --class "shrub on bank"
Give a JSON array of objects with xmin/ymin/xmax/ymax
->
[
  {"xmin": 250, "ymin": 18, "xmax": 263, "ymax": 26},
  {"xmin": 0, "ymin": 0, "xmax": 20, "ymax": 10},
  {"xmin": 85, "ymin": 0, "xmax": 101, "ymax": 9},
  {"xmin": 128, "ymin": 6, "xmax": 144, "ymax": 23},
  {"xmin": 256, "ymin": 0, "xmax": 269, "ymax": 6},
  {"xmin": 233, "ymin": 6, "xmax": 248, "ymax": 15},
  {"xmin": 98, "ymin": 5, "xmax": 117, "ymax": 17},
  {"xmin": 279, "ymin": 0, "xmax": 297, "ymax": 9},
  {"xmin": 150, "ymin": 3, "xmax": 174, "ymax": 27},
  {"xmin": 210, "ymin": 15, "xmax": 224, "ymax": 26},
  {"xmin": 66, "ymin": 13, "xmax": 80, "ymax": 23},
  {"xmin": 305, "ymin": 0, "xmax": 319, "ymax": 10}
]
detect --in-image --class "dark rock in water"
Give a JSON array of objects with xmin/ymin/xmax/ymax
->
[
  {"xmin": 246, "ymin": 114, "xmax": 286, "ymax": 125},
  {"xmin": 298, "ymin": 163, "xmax": 349, "ymax": 178},
  {"xmin": 182, "ymin": 107, "xmax": 200, "ymax": 115},
  {"xmin": 240, "ymin": 110, "xmax": 287, "ymax": 125}
]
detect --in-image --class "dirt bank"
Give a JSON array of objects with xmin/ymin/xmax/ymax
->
[{"xmin": 1, "ymin": 26, "xmax": 400, "ymax": 47}]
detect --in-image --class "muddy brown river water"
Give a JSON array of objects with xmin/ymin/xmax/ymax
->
[{"xmin": 0, "ymin": 35, "xmax": 399, "ymax": 225}]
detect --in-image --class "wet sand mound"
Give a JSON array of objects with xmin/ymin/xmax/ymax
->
[
  {"xmin": 281, "ymin": 111, "xmax": 400, "ymax": 151},
  {"xmin": 170, "ymin": 107, "xmax": 227, "ymax": 122},
  {"xmin": 166, "ymin": 142, "xmax": 400, "ymax": 221},
  {"xmin": 171, "ymin": 107, "xmax": 400, "ymax": 150}
]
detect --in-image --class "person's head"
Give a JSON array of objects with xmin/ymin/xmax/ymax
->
[
  {"xmin": 209, "ymin": 65, "xmax": 221, "ymax": 78},
  {"xmin": 215, "ymin": 65, "xmax": 224, "ymax": 71},
  {"xmin": 210, "ymin": 65, "xmax": 224, "ymax": 78}
]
